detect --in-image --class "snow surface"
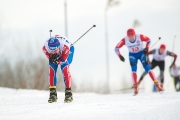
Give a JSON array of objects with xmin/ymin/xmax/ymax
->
[{"xmin": 0, "ymin": 87, "xmax": 180, "ymax": 120}]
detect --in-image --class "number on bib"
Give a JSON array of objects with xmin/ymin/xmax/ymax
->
[{"xmin": 132, "ymin": 47, "xmax": 139, "ymax": 52}]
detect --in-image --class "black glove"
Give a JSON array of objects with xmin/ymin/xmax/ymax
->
[
  {"xmin": 119, "ymin": 55, "xmax": 125, "ymax": 62},
  {"xmin": 144, "ymin": 48, "xmax": 148, "ymax": 55},
  {"xmin": 49, "ymin": 53, "xmax": 60, "ymax": 65}
]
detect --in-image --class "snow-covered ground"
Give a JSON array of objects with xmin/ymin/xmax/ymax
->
[{"xmin": 0, "ymin": 87, "xmax": 180, "ymax": 120}]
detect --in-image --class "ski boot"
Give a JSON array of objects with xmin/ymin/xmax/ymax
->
[
  {"xmin": 48, "ymin": 88, "xmax": 57, "ymax": 103},
  {"xmin": 64, "ymin": 88, "xmax": 73, "ymax": 103},
  {"xmin": 133, "ymin": 84, "xmax": 139, "ymax": 96},
  {"xmin": 154, "ymin": 80, "xmax": 163, "ymax": 92},
  {"xmin": 132, "ymin": 80, "xmax": 141, "ymax": 88}
]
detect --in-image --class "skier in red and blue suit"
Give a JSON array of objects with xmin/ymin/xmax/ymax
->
[
  {"xmin": 42, "ymin": 35, "xmax": 74, "ymax": 103},
  {"xmin": 114, "ymin": 28, "xmax": 163, "ymax": 95}
]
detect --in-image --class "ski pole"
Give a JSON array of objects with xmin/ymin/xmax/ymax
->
[
  {"xmin": 150, "ymin": 37, "xmax": 161, "ymax": 49},
  {"xmin": 49, "ymin": 29, "xmax": 52, "ymax": 37},
  {"xmin": 72, "ymin": 25, "xmax": 96, "ymax": 45}
]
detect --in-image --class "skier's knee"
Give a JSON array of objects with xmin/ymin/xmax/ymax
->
[
  {"xmin": 143, "ymin": 64, "xmax": 151, "ymax": 73},
  {"xmin": 62, "ymin": 66, "xmax": 69, "ymax": 74},
  {"xmin": 142, "ymin": 61, "xmax": 149, "ymax": 66},
  {"xmin": 130, "ymin": 62, "xmax": 137, "ymax": 66}
]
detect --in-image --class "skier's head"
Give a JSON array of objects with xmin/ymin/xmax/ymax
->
[
  {"xmin": 127, "ymin": 28, "xmax": 136, "ymax": 41},
  {"xmin": 48, "ymin": 37, "xmax": 60, "ymax": 54},
  {"xmin": 159, "ymin": 44, "xmax": 166, "ymax": 54}
]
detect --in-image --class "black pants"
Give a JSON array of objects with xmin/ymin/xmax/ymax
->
[
  {"xmin": 173, "ymin": 76, "xmax": 180, "ymax": 91},
  {"xmin": 139, "ymin": 59, "xmax": 165, "ymax": 83}
]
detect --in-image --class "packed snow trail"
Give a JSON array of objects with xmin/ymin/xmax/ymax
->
[{"xmin": 0, "ymin": 87, "xmax": 180, "ymax": 120}]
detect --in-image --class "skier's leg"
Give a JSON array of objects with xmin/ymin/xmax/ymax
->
[
  {"xmin": 129, "ymin": 56, "xmax": 138, "ymax": 83},
  {"xmin": 129, "ymin": 55, "xmax": 138, "ymax": 95},
  {"xmin": 178, "ymin": 77, "xmax": 180, "ymax": 91},
  {"xmin": 178, "ymin": 76, "xmax": 180, "ymax": 91},
  {"xmin": 49, "ymin": 63, "xmax": 58, "ymax": 86},
  {"xmin": 140, "ymin": 55, "xmax": 155, "ymax": 81},
  {"xmin": 140, "ymin": 55, "xmax": 163, "ymax": 91},
  {"xmin": 48, "ymin": 63, "xmax": 58, "ymax": 103},
  {"xmin": 138, "ymin": 71, "xmax": 147, "ymax": 85},
  {"xmin": 61, "ymin": 45, "xmax": 74, "ymax": 87},
  {"xmin": 174, "ymin": 77, "xmax": 179, "ymax": 92},
  {"xmin": 138, "ymin": 59, "xmax": 157, "ymax": 85},
  {"xmin": 159, "ymin": 61, "xmax": 165, "ymax": 89},
  {"xmin": 61, "ymin": 62, "xmax": 73, "ymax": 102},
  {"xmin": 61, "ymin": 65, "xmax": 72, "ymax": 88}
]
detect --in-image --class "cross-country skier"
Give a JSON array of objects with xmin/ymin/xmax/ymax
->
[
  {"xmin": 42, "ymin": 35, "xmax": 74, "ymax": 103},
  {"xmin": 138, "ymin": 44, "xmax": 177, "ymax": 89},
  {"xmin": 169, "ymin": 64, "xmax": 180, "ymax": 91},
  {"xmin": 115, "ymin": 28, "xmax": 163, "ymax": 95}
]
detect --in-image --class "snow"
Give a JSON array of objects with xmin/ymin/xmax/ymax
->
[{"xmin": 0, "ymin": 87, "xmax": 180, "ymax": 120}]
